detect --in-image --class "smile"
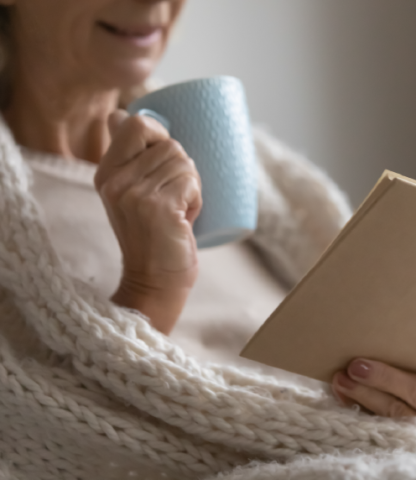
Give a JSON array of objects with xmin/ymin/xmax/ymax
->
[{"xmin": 98, "ymin": 21, "xmax": 162, "ymax": 47}]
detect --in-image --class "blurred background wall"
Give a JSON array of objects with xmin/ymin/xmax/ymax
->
[{"xmin": 156, "ymin": 0, "xmax": 416, "ymax": 207}]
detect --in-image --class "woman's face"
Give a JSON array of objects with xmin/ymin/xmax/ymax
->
[{"xmin": 3, "ymin": 0, "xmax": 186, "ymax": 89}]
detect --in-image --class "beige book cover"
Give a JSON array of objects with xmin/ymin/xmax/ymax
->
[{"xmin": 240, "ymin": 170, "xmax": 416, "ymax": 383}]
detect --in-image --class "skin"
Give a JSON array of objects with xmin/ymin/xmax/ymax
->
[
  {"xmin": 332, "ymin": 359, "xmax": 416, "ymax": 417},
  {"xmin": 0, "ymin": 0, "xmax": 415, "ymax": 419},
  {"xmin": 1, "ymin": 0, "xmax": 200, "ymax": 335}
]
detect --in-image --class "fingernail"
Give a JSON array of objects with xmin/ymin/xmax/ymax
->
[
  {"xmin": 335, "ymin": 372, "xmax": 356, "ymax": 390},
  {"xmin": 349, "ymin": 359, "xmax": 371, "ymax": 379}
]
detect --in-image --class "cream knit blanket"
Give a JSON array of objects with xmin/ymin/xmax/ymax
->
[{"xmin": 0, "ymin": 117, "xmax": 415, "ymax": 480}]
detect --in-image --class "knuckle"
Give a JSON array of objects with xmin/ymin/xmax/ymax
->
[
  {"xmin": 128, "ymin": 114, "xmax": 148, "ymax": 132},
  {"xmin": 190, "ymin": 175, "xmax": 203, "ymax": 198},
  {"xmin": 100, "ymin": 178, "xmax": 123, "ymax": 203},
  {"xmin": 373, "ymin": 363, "xmax": 391, "ymax": 387},
  {"xmin": 188, "ymin": 157, "xmax": 197, "ymax": 170},
  {"xmin": 183, "ymin": 155, "xmax": 196, "ymax": 171},
  {"xmin": 121, "ymin": 115, "xmax": 149, "ymax": 142},
  {"xmin": 177, "ymin": 172, "xmax": 199, "ymax": 188},
  {"xmin": 179, "ymin": 175, "xmax": 203, "ymax": 206},
  {"xmin": 178, "ymin": 156, "xmax": 195, "ymax": 172},
  {"xmin": 164, "ymin": 138, "xmax": 185, "ymax": 156},
  {"xmin": 190, "ymin": 174, "xmax": 202, "ymax": 194},
  {"xmin": 175, "ymin": 154, "xmax": 196, "ymax": 174},
  {"xmin": 194, "ymin": 167, "xmax": 202, "ymax": 185},
  {"xmin": 121, "ymin": 187, "xmax": 159, "ymax": 213},
  {"xmin": 119, "ymin": 186, "xmax": 141, "ymax": 208},
  {"xmin": 119, "ymin": 188, "xmax": 141, "ymax": 214},
  {"xmin": 387, "ymin": 400, "xmax": 409, "ymax": 418},
  {"xmin": 160, "ymin": 140, "xmax": 196, "ymax": 171}
]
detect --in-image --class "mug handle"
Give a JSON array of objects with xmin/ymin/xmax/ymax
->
[{"xmin": 136, "ymin": 108, "xmax": 171, "ymax": 133}]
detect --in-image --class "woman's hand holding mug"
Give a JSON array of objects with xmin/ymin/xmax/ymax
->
[{"xmin": 94, "ymin": 110, "xmax": 202, "ymax": 334}]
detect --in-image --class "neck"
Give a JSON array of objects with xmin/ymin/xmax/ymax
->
[{"xmin": 2, "ymin": 63, "xmax": 122, "ymax": 164}]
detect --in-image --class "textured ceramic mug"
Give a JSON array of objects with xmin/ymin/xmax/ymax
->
[{"xmin": 127, "ymin": 76, "xmax": 257, "ymax": 249}]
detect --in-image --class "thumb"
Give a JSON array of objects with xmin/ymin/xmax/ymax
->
[{"xmin": 108, "ymin": 109, "xmax": 129, "ymax": 138}]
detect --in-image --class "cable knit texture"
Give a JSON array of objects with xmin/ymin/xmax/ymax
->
[
  {"xmin": 0, "ymin": 115, "xmax": 415, "ymax": 480},
  {"xmin": 251, "ymin": 126, "xmax": 352, "ymax": 286}
]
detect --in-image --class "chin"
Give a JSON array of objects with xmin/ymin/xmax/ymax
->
[{"xmin": 99, "ymin": 58, "xmax": 156, "ymax": 91}]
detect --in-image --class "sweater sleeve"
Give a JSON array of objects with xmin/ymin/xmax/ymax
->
[{"xmin": 248, "ymin": 126, "xmax": 353, "ymax": 287}]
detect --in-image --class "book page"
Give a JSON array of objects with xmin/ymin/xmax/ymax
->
[{"xmin": 241, "ymin": 171, "xmax": 416, "ymax": 382}]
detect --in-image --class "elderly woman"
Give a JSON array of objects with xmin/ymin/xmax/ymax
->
[{"xmin": 0, "ymin": 1, "xmax": 416, "ymax": 479}]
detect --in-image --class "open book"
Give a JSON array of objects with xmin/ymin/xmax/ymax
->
[{"xmin": 241, "ymin": 171, "xmax": 416, "ymax": 383}]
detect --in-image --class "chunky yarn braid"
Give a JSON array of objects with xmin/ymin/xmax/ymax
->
[{"xmin": 0, "ymin": 119, "xmax": 416, "ymax": 479}]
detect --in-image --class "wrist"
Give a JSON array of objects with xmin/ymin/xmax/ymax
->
[{"xmin": 111, "ymin": 276, "xmax": 191, "ymax": 335}]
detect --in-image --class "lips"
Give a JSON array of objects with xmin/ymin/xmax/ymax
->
[
  {"xmin": 98, "ymin": 21, "xmax": 160, "ymax": 38},
  {"xmin": 97, "ymin": 20, "xmax": 163, "ymax": 48}
]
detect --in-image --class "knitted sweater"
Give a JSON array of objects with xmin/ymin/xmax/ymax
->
[
  {"xmin": 19, "ymin": 144, "xmax": 287, "ymax": 380},
  {"xmin": 17, "ymin": 124, "xmax": 346, "ymax": 380},
  {"xmin": 1, "ymin": 114, "xmax": 416, "ymax": 480}
]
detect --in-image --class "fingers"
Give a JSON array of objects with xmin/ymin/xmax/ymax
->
[
  {"xmin": 161, "ymin": 174, "xmax": 203, "ymax": 225},
  {"xmin": 95, "ymin": 110, "xmax": 201, "ymax": 332},
  {"xmin": 110, "ymin": 113, "xmax": 170, "ymax": 160},
  {"xmin": 143, "ymin": 154, "xmax": 197, "ymax": 193},
  {"xmin": 108, "ymin": 109, "xmax": 129, "ymax": 137},
  {"xmin": 97, "ymin": 139, "xmax": 199, "ymax": 205},
  {"xmin": 332, "ymin": 359, "xmax": 416, "ymax": 417},
  {"xmin": 96, "ymin": 112, "xmax": 170, "ymax": 188},
  {"xmin": 348, "ymin": 359, "xmax": 416, "ymax": 409},
  {"xmin": 116, "ymin": 159, "xmax": 202, "ymax": 227}
]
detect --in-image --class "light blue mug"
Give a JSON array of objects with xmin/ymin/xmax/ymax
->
[{"xmin": 127, "ymin": 76, "xmax": 257, "ymax": 249}]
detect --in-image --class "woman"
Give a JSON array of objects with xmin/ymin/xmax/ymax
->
[{"xmin": 0, "ymin": 1, "xmax": 415, "ymax": 478}]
